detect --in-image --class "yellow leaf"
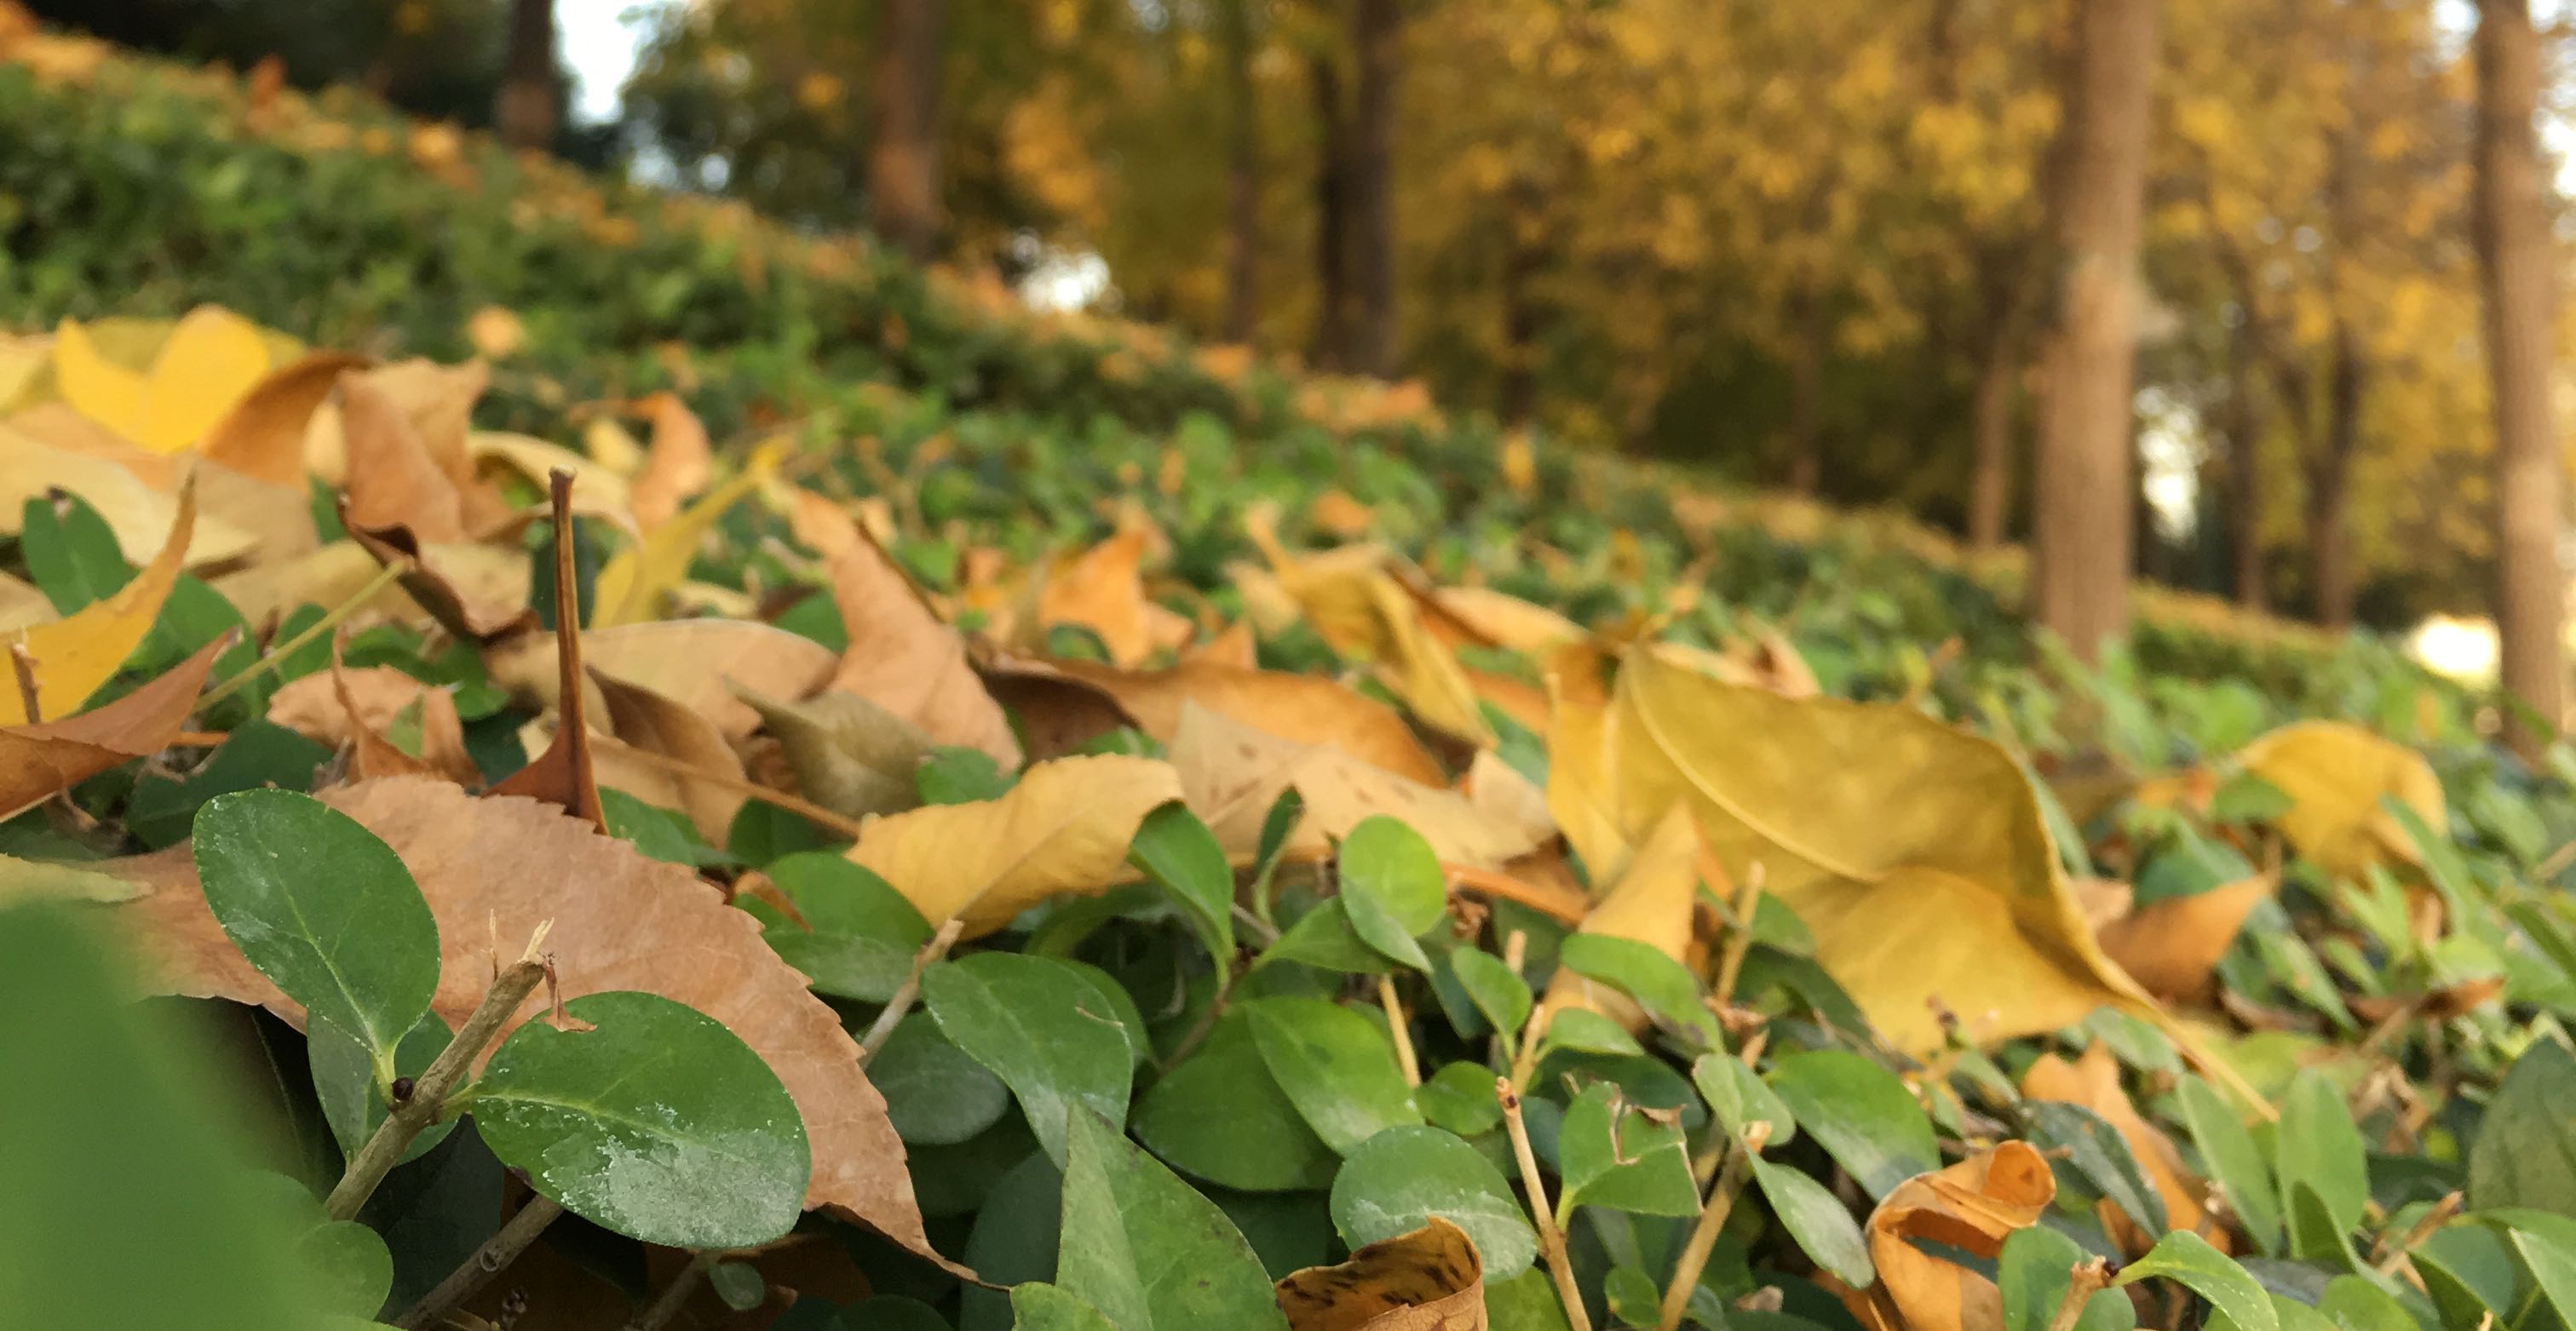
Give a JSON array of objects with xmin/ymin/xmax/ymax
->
[
  {"xmin": 3, "ymin": 479, "xmax": 196, "ymax": 725},
  {"xmin": 2236, "ymin": 720, "xmax": 2445, "ymax": 876},
  {"xmin": 49, "ymin": 317, "xmax": 148, "ymax": 443},
  {"xmin": 0, "ymin": 422, "xmax": 258, "ymax": 566},
  {"xmin": 56, "ymin": 308, "xmax": 273, "ymax": 453},
  {"xmin": 1244, "ymin": 537, "xmax": 1495, "ymax": 744},
  {"xmin": 1850, "ymin": 1142, "xmax": 2056, "ymax": 1331},
  {"xmin": 2021, "ymin": 1044, "xmax": 2212, "ymax": 1249},
  {"xmin": 1593, "ymin": 647, "xmax": 2156, "ymax": 1053},
  {"xmin": 1539, "ymin": 802, "xmax": 1703, "ymax": 1032},
  {"xmin": 845, "ymin": 754, "xmax": 1182, "ymax": 937},
  {"xmin": 1274, "ymin": 1216, "xmax": 1487, "ymax": 1331},
  {"xmin": 1170, "ymin": 702, "xmax": 1538, "ymax": 867},
  {"xmin": 589, "ymin": 440, "xmax": 784, "ymax": 627}
]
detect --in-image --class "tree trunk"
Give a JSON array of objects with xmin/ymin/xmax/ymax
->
[
  {"xmin": 1347, "ymin": 0, "xmax": 1400, "ymax": 376},
  {"xmin": 2224, "ymin": 322, "xmax": 2267, "ymax": 612},
  {"xmin": 1498, "ymin": 181, "xmax": 1545, "ymax": 427},
  {"xmin": 1309, "ymin": 51, "xmax": 1351, "ymax": 371},
  {"xmin": 1785, "ymin": 293, "xmax": 1827, "ymax": 495},
  {"xmin": 1967, "ymin": 294, "xmax": 2025, "ymax": 547},
  {"xmin": 2306, "ymin": 322, "xmax": 2365, "ymax": 628},
  {"xmin": 2028, "ymin": 0, "xmax": 2159, "ymax": 662},
  {"xmin": 2475, "ymin": 0, "xmax": 2565, "ymax": 750},
  {"xmin": 494, "ymin": 0, "xmax": 558, "ymax": 152},
  {"xmin": 867, "ymin": 0, "xmax": 944, "ymax": 263},
  {"xmin": 1221, "ymin": 0, "xmax": 1261, "ymax": 344}
]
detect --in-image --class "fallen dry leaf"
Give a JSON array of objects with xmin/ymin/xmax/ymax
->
[
  {"xmin": 1849, "ymin": 1141, "xmax": 2056, "ymax": 1331},
  {"xmin": 739, "ymin": 685, "xmax": 929, "ymax": 818},
  {"xmin": 3, "ymin": 478, "xmax": 197, "ymax": 726},
  {"xmin": 468, "ymin": 432, "xmax": 635, "ymax": 527},
  {"xmin": 2021, "ymin": 1044, "xmax": 2212, "ymax": 1250},
  {"xmin": 105, "ymin": 777, "xmax": 957, "ymax": 1273},
  {"xmin": 340, "ymin": 373, "xmax": 471, "ymax": 542},
  {"xmin": 1539, "ymin": 802, "xmax": 1703, "ymax": 1033},
  {"xmin": 199, "ymin": 350, "xmax": 371, "ymax": 487},
  {"xmin": 991, "ymin": 656, "xmax": 1447, "ymax": 785},
  {"xmin": 1423, "ymin": 585, "xmax": 1583, "ymax": 655},
  {"xmin": 1035, "ymin": 530, "xmax": 1193, "ymax": 667},
  {"xmin": 2236, "ymin": 721, "xmax": 2446, "ymax": 877},
  {"xmin": 629, "ymin": 391, "xmax": 711, "ymax": 530},
  {"xmin": 1274, "ymin": 1215, "xmax": 1486, "ymax": 1331},
  {"xmin": 346, "ymin": 517, "xmax": 535, "ymax": 644},
  {"xmin": 589, "ymin": 441, "xmax": 781, "ymax": 627},
  {"xmin": 844, "ymin": 754, "xmax": 1180, "ymax": 936},
  {"xmin": 266, "ymin": 651, "xmax": 477, "ymax": 786},
  {"xmin": 2095, "ymin": 875, "xmax": 2276, "ymax": 1006},
  {"xmin": 825, "ymin": 529, "xmax": 1020, "ymax": 766},
  {"xmin": 1170, "ymin": 703, "xmax": 1538, "ymax": 866},
  {"xmin": 0, "ymin": 637, "xmax": 225, "ymax": 819},
  {"xmin": 55, "ymin": 307, "xmax": 271, "ymax": 453},
  {"xmin": 0, "ymin": 420, "xmax": 258, "ymax": 566},
  {"xmin": 210, "ymin": 542, "xmax": 416, "ymax": 632},
  {"xmin": 591, "ymin": 668, "xmax": 748, "ymax": 841},
  {"xmin": 1239, "ymin": 535, "xmax": 1493, "ymax": 745}
]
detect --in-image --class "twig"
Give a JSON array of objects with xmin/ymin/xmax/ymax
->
[
  {"xmin": 2043, "ymin": 1258, "xmax": 2114, "ymax": 1331},
  {"xmin": 394, "ymin": 1196, "xmax": 566, "ymax": 1329},
  {"xmin": 602, "ymin": 742, "xmax": 871, "ymax": 839},
  {"xmin": 326, "ymin": 926, "xmax": 553, "ymax": 1220},
  {"xmin": 1508, "ymin": 995, "xmax": 1549, "ymax": 1094},
  {"xmin": 1231, "ymin": 901, "xmax": 1280, "ymax": 948},
  {"xmin": 200, "ymin": 559, "xmax": 411, "ymax": 709},
  {"xmin": 7, "ymin": 643, "xmax": 38, "ymax": 720},
  {"xmin": 859, "ymin": 917, "xmax": 964, "ymax": 1062},
  {"xmin": 1378, "ymin": 974, "xmax": 1422, "ymax": 1087},
  {"xmin": 1711, "ymin": 863, "xmax": 1767, "ymax": 1006},
  {"xmin": 2371, "ymin": 1190, "xmax": 2462, "ymax": 1277},
  {"xmin": 625, "ymin": 1252, "xmax": 715, "ymax": 1331},
  {"xmin": 1500, "ymin": 1076, "xmax": 1595, "ymax": 1331},
  {"xmin": 1658, "ymin": 1124, "xmax": 1768, "ymax": 1331}
]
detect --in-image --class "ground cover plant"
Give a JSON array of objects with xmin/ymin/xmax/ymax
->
[{"xmin": 9, "ymin": 19, "xmax": 2576, "ymax": 1331}]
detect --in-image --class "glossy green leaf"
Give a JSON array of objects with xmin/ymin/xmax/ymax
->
[
  {"xmin": 22, "ymin": 491, "xmax": 130, "ymax": 613},
  {"xmin": 472, "ymin": 990, "xmax": 810, "ymax": 1248},
  {"xmin": 1260, "ymin": 898, "xmax": 1394, "ymax": 973},
  {"xmin": 1538, "ymin": 1007, "xmax": 1645, "ymax": 1058},
  {"xmin": 296, "ymin": 1219, "xmax": 394, "ymax": 1319},
  {"xmin": 1559, "ymin": 933, "xmax": 1716, "ymax": 1042},
  {"xmin": 1130, "ymin": 1012, "xmax": 1337, "ymax": 1191},
  {"xmin": 1999, "ymin": 1225, "xmax": 2128, "ymax": 1331},
  {"xmin": 2177, "ymin": 1074, "xmax": 2284, "ymax": 1257},
  {"xmin": 1450, "ymin": 947, "xmax": 1533, "ymax": 1046},
  {"xmin": 1011, "ymin": 1283, "xmax": 1124, "ymax": 1331},
  {"xmin": 1766, "ymin": 1050, "xmax": 1934, "ymax": 1199},
  {"xmin": 310, "ymin": 1011, "xmax": 453, "ymax": 1164},
  {"xmin": 923, "ymin": 952, "xmax": 1135, "ymax": 1167},
  {"xmin": 1693, "ymin": 1053, "xmax": 1795, "ymax": 1149},
  {"xmin": 2119, "ymin": 1231, "xmax": 2275, "ymax": 1331},
  {"xmin": 2279, "ymin": 1070, "xmax": 2369, "ymax": 1238},
  {"xmin": 1557, "ymin": 1082, "xmax": 1696, "ymax": 1217},
  {"xmin": 1415, "ymin": 1060, "xmax": 1505, "ymax": 1137},
  {"xmin": 193, "ymin": 789, "xmax": 440, "ymax": 1073},
  {"xmin": 2317, "ymin": 1274, "xmax": 2418, "ymax": 1331},
  {"xmin": 1127, "ymin": 800, "xmax": 1235, "ymax": 962},
  {"xmin": 2514, "ymin": 1227, "xmax": 2576, "ymax": 1329},
  {"xmin": 736, "ymin": 853, "xmax": 934, "ymax": 1003},
  {"xmin": 1243, "ymin": 995, "xmax": 1423, "ymax": 1154},
  {"xmin": 871, "ymin": 1012, "xmax": 1011, "ymax": 1146},
  {"xmin": 2469, "ymin": 1037, "xmax": 2576, "ymax": 1214},
  {"xmin": 1329, "ymin": 1124, "xmax": 1538, "ymax": 1280},
  {"xmin": 2025, "ymin": 1099, "xmax": 2168, "ymax": 1238},
  {"xmin": 1055, "ymin": 1111, "xmax": 1288, "ymax": 1331},
  {"xmin": 1339, "ymin": 815, "xmax": 1448, "ymax": 933},
  {"xmin": 1747, "ymin": 1156, "xmax": 1873, "ymax": 1287}
]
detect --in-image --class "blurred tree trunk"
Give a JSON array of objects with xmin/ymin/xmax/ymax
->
[
  {"xmin": 1498, "ymin": 178, "xmax": 1545, "ymax": 427},
  {"xmin": 2305, "ymin": 322, "xmax": 2364, "ymax": 628},
  {"xmin": 1348, "ymin": 0, "xmax": 1400, "ymax": 376},
  {"xmin": 868, "ymin": 0, "xmax": 944, "ymax": 263},
  {"xmin": 2475, "ymin": 0, "xmax": 2565, "ymax": 751},
  {"xmin": 2223, "ymin": 323, "xmax": 2267, "ymax": 612},
  {"xmin": 1222, "ymin": 0, "xmax": 1261, "ymax": 344},
  {"xmin": 2029, "ymin": 0, "xmax": 2159, "ymax": 661},
  {"xmin": 1966, "ymin": 253, "xmax": 2033, "ymax": 548},
  {"xmin": 494, "ymin": 0, "xmax": 557, "ymax": 152},
  {"xmin": 1309, "ymin": 50, "xmax": 1351, "ymax": 371},
  {"xmin": 1785, "ymin": 292, "xmax": 1826, "ymax": 495}
]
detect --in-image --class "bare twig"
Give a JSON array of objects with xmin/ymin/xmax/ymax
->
[
  {"xmin": 394, "ymin": 1196, "xmax": 566, "ymax": 1328},
  {"xmin": 1658, "ymin": 1124, "xmax": 1768, "ymax": 1331},
  {"xmin": 201, "ymin": 559, "xmax": 411, "ymax": 709},
  {"xmin": 1377, "ymin": 974, "xmax": 1422, "ymax": 1087},
  {"xmin": 2043, "ymin": 1258, "xmax": 2114, "ymax": 1331},
  {"xmin": 1711, "ymin": 863, "xmax": 1768, "ymax": 1006},
  {"xmin": 326, "ymin": 925, "xmax": 553, "ymax": 1220},
  {"xmin": 624, "ymin": 1252, "xmax": 715, "ymax": 1331},
  {"xmin": 1500, "ymin": 1076, "xmax": 1594, "ymax": 1331},
  {"xmin": 859, "ymin": 917, "xmax": 964, "ymax": 1062},
  {"xmin": 2371, "ymin": 1190, "xmax": 2463, "ymax": 1277}
]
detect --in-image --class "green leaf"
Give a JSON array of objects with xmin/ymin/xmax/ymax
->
[
  {"xmin": 917, "ymin": 746, "xmax": 1016, "ymax": 805},
  {"xmin": 1692, "ymin": 1053, "xmax": 1795, "ymax": 1149},
  {"xmin": 2469, "ymin": 1037, "xmax": 2576, "ymax": 1214},
  {"xmin": 709, "ymin": 1260, "xmax": 765, "ymax": 1311},
  {"xmin": 193, "ymin": 789, "xmax": 440, "ymax": 1075},
  {"xmin": 1999, "ymin": 1226, "xmax": 2127, "ymax": 1331},
  {"xmin": 2024, "ymin": 1099, "xmax": 2168, "ymax": 1237},
  {"xmin": 128, "ymin": 720, "xmax": 332, "ymax": 849},
  {"xmin": 1485, "ymin": 1268, "xmax": 1576, "ymax": 1331},
  {"xmin": 1337, "ymin": 816, "xmax": 1446, "ymax": 970},
  {"xmin": 2278, "ymin": 1070, "xmax": 2368, "ymax": 1237},
  {"xmin": 1259, "ymin": 898, "xmax": 1394, "ymax": 973},
  {"xmin": 735, "ymin": 853, "xmax": 934, "ymax": 1003},
  {"xmin": 22, "ymin": 491, "xmax": 131, "ymax": 613},
  {"xmin": 1011, "ymin": 1283, "xmax": 1124, "ymax": 1331},
  {"xmin": 310, "ymin": 1011, "xmax": 454, "ymax": 1164},
  {"xmin": 2510, "ymin": 1227, "xmax": 2576, "ymax": 1329},
  {"xmin": 923, "ymin": 952, "xmax": 1135, "ymax": 1167},
  {"xmin": 472, "ymin": 990, "xmax": 810, "ymax": 1248},
  {"xmin": 1130, "ymin": 1012, "xmax": 1337, "ymax": 1192},
  {"xmin": 1747, "ymin": 1156, "xmax": 1872, "ymax": 1286},
  {"xmin": 1055, "ymin": 1111, "xmax": 1288, "ymax": 1331},
  {"xmin": 2176, "ymin": 1075, "xmax": 2284, "ymax": 1257},
  {"xmin": 1127, "ymin": 801, "xmax": 1235, "ymax": 962},
  {"xmin": 1558, "ymin": 934, "xmax": 1716, "ymax": 1043},
  {"xmin": 2317, "ymin": 1274, "xmax": 2418, "ymax": 1331},
  {"xmin": 598, "ymin": 787, "xmax": 704, "ymax": 866},
  {"xmin": 2413, "ymin": 1224, "xmax": 2519, "ymax": 1328},
  {"xmin": 871, "ymin": 1012, "xmax": 1011, "ymax": 1146},
  {"xmin": 1243, "ymin": 995, "xmax": 1423, "ymax": 1154},
  {"xmin": 1538, "ymin": 1007, "xmax": 1644, "ymax": 1058},
  {"xmin": 1415, "ymin": 1060, "xmax": 1505, "ymax": 1138},
  {"xmin": 1329, "ymin": 1124, "xmax": 1538, "ymax": 1280},
  {"xmin": 1450, "ymin": 947, "xmax": 1533, "ymax": 1047},
  {"xmin": 1605, "ymin": 1265, "xmax": 1662, "ymax": 1328},
  {"xmin": 296, "ymin": 1219, "xmax": 394, "ymax": 1319},
  {"xmin": 2118, "ymin": 1231, "xmax": 2275, "ymax": 1331},
  {"xmin": 1557, "ymin": 1082, "xmax": 1696, "ymax": 1217},
  {"xmin": 1765, "ymin": 1050, "xmax": 1935, "ymax": 1199}
]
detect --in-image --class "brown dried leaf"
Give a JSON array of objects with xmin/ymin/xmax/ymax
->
[
  {"xmin": 591, "ymin": 668, "xmax": 748, "ymax": 841},
  {"xmin": 1036, "ymin": 530, "xmax": 1193, "ymax": 667},
  {"xmin": 630, "ymin": 391, "xmax": 711, "ymax": 530},
  {"xmin": 199, "ymin": 350, "xmax": 370, "ymax": 487},
  {"xmin": 1170, "ymin": 703, "xmax": 1538, "ymax": 867},
  {"xmin": 825, "ymin": 531, "xmax": 1020, "ymax": 766},
  {"xmin": 266, "ymin": 651, "xmax": 477, "ymax": 785},
  {"xmin": 1275, "ymin": 1216, "xmax": 1486, "ymax": 1331},
  {"xmin": 990, "ymin": 656, "xmax": 1446, "ymax": 785},
  {"xmin": 490, "ymin": 620, "xmax": 837, "ymax": 741},
  {"xmin": 2095, "ymin": 875, "xmax": 2275, "ymax": 1006},
  {"xmin": 1853, "ymin": 1141, "xmax": 2056, "ymax": 1331},
  {"xmin": 104, "ymin": 777, "xmax": 957, "ymax": 1272},
  {"xmin": 2021, "ymin": 1045, "xmax": 2211, "ymax": 1249},
  {"xmin": 0, "ymin": 638, "xmax": 225, "ymax": 820}
]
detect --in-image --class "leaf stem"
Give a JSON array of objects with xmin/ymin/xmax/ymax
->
[
  {"xmin": 200, "ymin": 559, "xmax": 411, "ymax": 709},
  {"xmin": 625, "ymin": 1252, "xmax": 716, "ymax": 1331},
  {"xmin": 1376, "ymin": 974, "xmax": 1423, "ymax": 1086},
  {"xmin": 394, "ymin": 1196, "xmax": 566, "ymax": 1329},
  {"xmin": 1657, "ymin": 1124, "xmax": 1767, "ymax": 1331},
  {"xmin": 2043, "ymin": 1258, "xmax": 2114, "ymax": 1331},
  {"xmin": 1710, "ymin": 863, "xmax": 1767, "ymax": 1007},
  {"xmin": 1499, "ymin": 1076, "xmax": 1595, "ymax": 1331},
  {"xmin": 859, "ymin": 916, "xmax": 964, "ymax": 1063},
  {"xmin": 325, "ymin": 934, "xmax": 550, "ymax": 1220}
]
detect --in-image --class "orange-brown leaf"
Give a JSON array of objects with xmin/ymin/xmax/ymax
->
[{"xmin": 0, "ymin": 637, "xmax": 225, "ymax": 819}]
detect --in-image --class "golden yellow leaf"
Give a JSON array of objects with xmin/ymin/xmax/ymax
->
[
  {"xmin": 1037, "ymin": 530, "xmax": 1193, "ymax": 667},
  {"xmin": 1170, "ymin": 703, "xmax": 1538, "ymax": 866},
  {"xmin": 1241, "ymin": 535, "xmax": 1493, "ymax": 745},
  {"xmin": 466, "ymin": 432, "xmax": 635, "ymax": 525},
  {"xmin": 2095, "ymin": 874, "xmax": 2276, "ymax": 1006},
  {"xmin": 1426, "ymin": 585, "xmax": 1584, "ymax": 654},
  {"xmin": 824, "ymin": 528, "xmax": 1021, "ymax": 766},
  {"xmin": 2236, "ymin": 720, "xmax": 2445, "ymax": 876},
  {"xmin": 844, "ymin": 754, "xmax": 1181, "ymax": 936},
  {"xmin": 1590, "ymin": 646, "xmax": 2156, "ymax": 1053},
  {"xmin": 994, "ymin": 656, "xmax": 1449, "ymax": 785},
  {"xmin": 0, "ymin": 422, "xmax": 258, "ymax": 565},
  {"xmin": 1851, "ymin": 1142, "xmax": 2056, "ymax": 1331},
  {"xmin": 1275, "ymin": 1216, "xmax": 1487, "ymax": 1331},
  {"xmin": 590, "ymin": 441, "xmax": 783, "ymax": 626},
  {"xmin": 2021, "ymin": 1044, "xmax": 2211, "ymax": 1250},
  {"xmin": 629, "ymin": 391, "xmax": 713, "ymax": 531},
  {"xmin": 2, "ymin": 479, "xmax": 196, "ymax": 726},
  {"xmin": 1538, "ymin": 802, "xmax": 1704, "ymax": 1033},
  {"xmin": 55, "ymin": 307, "xmax": 273, "ymax": 453}
]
